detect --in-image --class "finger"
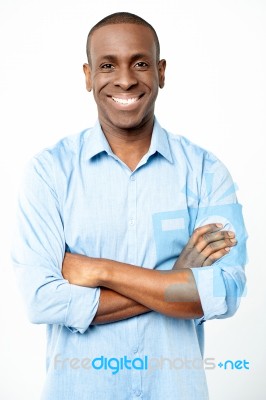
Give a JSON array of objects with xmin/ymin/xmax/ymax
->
[
  {"xmin": 189, "ymin": 223, "xmax": 224, "ymax": 247},
  {"xmin": 200, "ymin": 237, "xmax": 237, "ymax": 258},
  {"xmin": 200, "ymin": 230, "xmax": 235, "ymax": 244},
  {"xmin": 202, "ymin": 247, "xmax": 231, "ymax": 266},
  {"xmin": 193, "ymin": 228, "xmax": 236, "ymax": 253},
  {"xmin": 190, "ymin": 224, "xmax": 234, "ymax": 252}
]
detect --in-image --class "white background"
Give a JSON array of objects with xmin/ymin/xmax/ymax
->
[{"xmin": 0, "ymin": 0, "xmax": 265, "ymax": 399}]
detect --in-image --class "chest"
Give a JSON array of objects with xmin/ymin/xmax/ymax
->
[{"xmin": 59, "ymin": 157, "xmax": 201, "ymax": 264}]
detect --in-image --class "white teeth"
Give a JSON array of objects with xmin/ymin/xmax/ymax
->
[{"xmin": 112, "ymin": 97, "xmax": 139, "ymax": 105}]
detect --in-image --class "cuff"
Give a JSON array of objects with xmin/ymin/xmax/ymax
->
[
  {"xmin": 190, "ymin": 266, "xmax": 228, "ymax": 324},
  {"xmin": 65, "ymin": 284, "xmax": 100, "ymax": 334}
]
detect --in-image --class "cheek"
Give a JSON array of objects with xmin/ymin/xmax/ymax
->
[
  {"xmin": 144, "ymin": 74, "xmax": 159, "ymax": 93},
  {"xmin": 92, "ymin": 75, "xmax": 111, "ymax": 93},
  {"xmin": 147, "ymin": 81, "xmax": 159, "ymax": 100}
]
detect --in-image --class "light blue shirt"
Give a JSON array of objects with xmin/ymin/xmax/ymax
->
[{"xmin": 12, "ymin": 118, "xmax": 247, "ymax": 400}]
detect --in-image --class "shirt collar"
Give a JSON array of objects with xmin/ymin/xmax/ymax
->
[
  {"xmin": 84, "ymin": 121, "xmax": 113, "ymax": 160},
  {"xmin": 147, "ymin": 118, "xmax": 173, "ymax": 163},
  {"xmin": 84, "ymin": 118, "xmax": 173, "ymax": 164}
]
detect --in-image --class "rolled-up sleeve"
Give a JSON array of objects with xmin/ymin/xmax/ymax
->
[
  {"xmin": 11, "ymin": 154, "xmax": 100, "ymax": 333},
  {"xmin": 190, "ymin": 153, "xmax": 248, "ymax": 323}
]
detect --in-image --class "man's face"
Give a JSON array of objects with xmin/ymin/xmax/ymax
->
[{"xmin": 83, "ymin": 23, "xmax": 166, "ymax": 131}]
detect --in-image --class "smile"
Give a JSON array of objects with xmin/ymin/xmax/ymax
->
[{"xmin": 111, "ymin": 96, "xmax": 140, "ymax": 105}]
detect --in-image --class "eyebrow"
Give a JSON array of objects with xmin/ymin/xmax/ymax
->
[{"xmin": 98, "ymin": 53, "xmax": 152, "ymax": 63}]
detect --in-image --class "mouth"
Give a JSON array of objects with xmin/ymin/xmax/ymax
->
[{"xmin": 110, "ymin": 94, "xmax": 143, "ymax": 106}]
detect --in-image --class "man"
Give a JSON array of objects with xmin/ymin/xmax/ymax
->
[{"xmin": 12, "ymin": 12, "xmax": 247, "ymax": 400}]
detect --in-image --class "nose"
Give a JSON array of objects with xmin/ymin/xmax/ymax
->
[{"xmin": 113, "ymin": 66, "xmax": 138, "ymax": 90}]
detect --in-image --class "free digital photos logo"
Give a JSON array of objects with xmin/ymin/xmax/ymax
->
[{"xmin": 54, "ymin": 354, "xmax": 250, "ymax": 375}]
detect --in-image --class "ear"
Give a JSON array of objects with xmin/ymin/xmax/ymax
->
[
  {"xmin": 83, "ymin": 63, "xmax": 92, "ymax": 92},
  {"xmin": 158, "ymin": 59, "xmax": 166, "ymax": 89}
]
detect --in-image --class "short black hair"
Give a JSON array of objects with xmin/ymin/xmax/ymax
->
[{"xmin": 86, "ymin": 12, "xmax": 160, "ymax": 64}]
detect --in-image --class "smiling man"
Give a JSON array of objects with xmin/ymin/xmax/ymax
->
[{"xmin": 12, "ymin": 12, "xmax": 247, "ymax": 400}]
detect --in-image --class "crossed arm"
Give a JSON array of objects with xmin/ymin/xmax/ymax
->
[{"xmin": 62, "ymin": 223, "xmax": 237, "ymax": 324}]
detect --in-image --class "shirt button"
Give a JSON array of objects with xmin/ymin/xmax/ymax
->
[
  {"xmin": 133, "ymin": 347, "xmax": 138, "ymax": 354},
  {"xmin": 129, "ymin": 219, "xmax": 135, "ymax": 226},
  {"xmin": 135, "ymin": 390, "xmax": 141, "ymax": 396},
  {"xmin": 130, "ymin": 175, "xmax": 136, "ymax": 181}
]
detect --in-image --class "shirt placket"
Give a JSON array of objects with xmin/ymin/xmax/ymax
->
[{"xmin": 127, "ymin": 171, "xmax": 143, "ymax": 399}]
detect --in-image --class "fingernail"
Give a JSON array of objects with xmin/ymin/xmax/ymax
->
[
  {"xmin": 230, "ymin": 238, "xmax": 237, "ymax": 243},
  {"xmin": 228, "ymin": 231, "xmax": 235, "ymax": 238},
  {"xmin": 216, "ymin": 223, "xmax": 223, "ymax": 227},
  {"xmin": 225, "ymin": 247, "xmax": 230, "ymax": 252}
]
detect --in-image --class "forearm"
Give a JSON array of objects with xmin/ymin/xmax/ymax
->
[
  {"xmin": 98, "ymin": 260, "xmax": 203, "ymax": 319},
  {"xmin": 62, "ymin": 224, "xmax": 235, "ymax": 321},
  {"xmin": 91, "ymin": 288, "xmax": 150, "ymax": 324}
]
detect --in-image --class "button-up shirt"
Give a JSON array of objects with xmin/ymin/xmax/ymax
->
[{"xmin": 12, "ymin": 118, "xmax": 247, "ymax": 399}]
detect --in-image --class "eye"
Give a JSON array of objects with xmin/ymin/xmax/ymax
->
[
  {"xmin": 135, "ymin": 61, "xmax": 149, "ymax": 69},
  {"xmin": 100, "ymin": 63, "xmax": 115, "ymax": 71}
]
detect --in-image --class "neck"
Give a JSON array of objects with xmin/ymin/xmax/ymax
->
[{"xmin": 100, "ymin": 118, "xmax": 154, "ymax": 171}]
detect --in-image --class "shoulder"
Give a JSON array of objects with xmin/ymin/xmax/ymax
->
[
  {"xmin": 165, "ymin": 129, "xmax": 235, "ymax": 203},
  {"xmin": 165, "ymin": 129, "xmax": 223, "ymax": 170},
  {"xmin": 33, "ymin": 128, "xmax": 93, "ymax": 165},
  {"xmin": 23, "ymin": 127, "xmax": 95, "ymax": 187}
]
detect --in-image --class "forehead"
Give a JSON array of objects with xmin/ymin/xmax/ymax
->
[{"xmin": 89, "ymin": 23, "xmax": 157, "ymax": 62}]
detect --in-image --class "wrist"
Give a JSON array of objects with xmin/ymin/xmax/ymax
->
[
  {"xmin": 76, "ymin": 256, "xmax": 107, "ymax": 287},
  {"xmin": 95, "ymin": 258, "xmax": 112, "ymax": 286}
]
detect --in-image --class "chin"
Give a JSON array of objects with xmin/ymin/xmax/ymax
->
[
  {"xmin": 109, "ymin": 113, "xmax": 152, "ymax": 131},
  {"xmin": 115, "ymin": 120, "xmax": 141, "ymax": 130}
]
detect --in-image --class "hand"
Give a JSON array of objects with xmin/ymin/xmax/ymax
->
[
  {"xmin": 62, "ymin": 253, "xmax": 102, "ymax": 287},
  {"xmin": 173, "ymin": 223, "xmax": 237, "ymax": 270}
]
